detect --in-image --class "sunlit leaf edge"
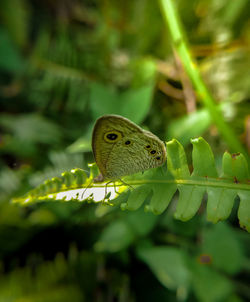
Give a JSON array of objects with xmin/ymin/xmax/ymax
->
[{"xmin": 12, "ymin": 137, "xmax": 250, "ymax": 232}]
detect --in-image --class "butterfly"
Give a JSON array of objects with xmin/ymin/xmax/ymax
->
[{"xmin": 92, "ymin": 115, "xmax": 166, "ymax": 182}]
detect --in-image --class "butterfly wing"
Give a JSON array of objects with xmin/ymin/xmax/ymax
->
[
  {"xmin": 106, "ymin": 131, "xmax": 166, "ymax": 179},
  {"xmin": 92, "ymin": 115, "xmax": 143, "ymax": 180},
  {"xmin": 92, "ymin": 115, "xmax": 166, "ymax": 181}
]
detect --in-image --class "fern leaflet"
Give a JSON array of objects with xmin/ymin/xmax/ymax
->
[{"xmin": 12, "ymin": 138, "xmax": 250, "ymax": 232}]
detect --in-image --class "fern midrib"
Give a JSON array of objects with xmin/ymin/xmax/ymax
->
[
  {"xmin": 49, "ymin": 178, "xmax": 250, "ymax": 193},
  {"xmin": 52, "ymin": 178, "xmax": 249, "ymax": 192},
  {"xmin": 47, "ymin": 178, "xmax": 248, "ymax": 201},
  {"xmin": 12, "ymin": 178, "xmax": 249, "ymax": 204},
  {"xmin": 127, "ymin": 179, "xmax": 249, "ymax": 190}
]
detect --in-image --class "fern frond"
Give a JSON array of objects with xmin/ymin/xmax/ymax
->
[{"xmin": 12, "ymin": 138, "xmax": 250, "ymax": 232}]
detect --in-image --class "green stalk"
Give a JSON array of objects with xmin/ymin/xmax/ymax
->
[{"xmin": 158, "ymin": 0, "xmax": 247, "ymax": 157}]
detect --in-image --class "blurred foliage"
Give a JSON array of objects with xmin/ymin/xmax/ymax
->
[{"xmin": 0, "ymin": 0, "xmax": 249, "ymax": 301}]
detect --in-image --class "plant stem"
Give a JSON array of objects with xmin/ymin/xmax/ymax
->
[{"xmin": 158, "ymin": 0, "xmax": 247, "ymax": 158}]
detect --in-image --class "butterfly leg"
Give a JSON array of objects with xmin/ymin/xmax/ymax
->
[
  {"xmin": 103, "ymin": 180, "xmax": 113, "ymax": 201},
  {"xmin": 81, "ymin": 180, "xmax": 93, "ymax": 200},
  {"xmin": 118, "ymin": 179, "xmax": 134, "ymax": 191},
  {"xmin": 113, "ymin": 181, "xmax": 121, "ymax": 194}
]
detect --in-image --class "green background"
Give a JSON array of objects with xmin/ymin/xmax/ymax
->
[{"xmin": 0, "ymin": 0, "xmax": 249, "ymax": 301}]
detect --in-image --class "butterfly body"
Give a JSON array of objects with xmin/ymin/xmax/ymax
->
[{"xmin": 92, "ymin": 115, "xmax": 166, "ymax": 182}]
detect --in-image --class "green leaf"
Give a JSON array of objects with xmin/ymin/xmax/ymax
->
[
  {"xmin": 202, "ymin": 223, "xmax": 244, "ymax": 274},
  {"xmin": 167, "ymin": 109, "xmax": 211, "ymax": 146},
  {"xmin": 71, "ymin": 169, "xmax": 88, "ymax": 186},
  {"xmin": 0, "ymin": 28, "xmax": 25, "ymax": 72},
  {"xmin": 94, "ymin": 219, "xmax": 135, "ymax": 252},
  {"xmin": 238, "ymin": 190, "xmax": 250, "ymax": 232},
  {"xmin": 130, "ymin": 57, "xmax": 157, "ymax": 86},
  {"xmin": 191, "ymin": 137, "xmax": 218, "ymax": 178},
  {"xmin": 166, "ymin": 139, "xmax": 190, "ymax": 179},
  {"xmin": 222, "ymin": 152, "xmax": 249, "ymax": 181},
  {"xmin": 175, "ymin": 186, "xmax": 205, "ymax": 221},
  {"xmin": 125, "ymin": 208, "xmax": 158, "ymax": 237},
  {"xmin": 146, "ymin": 182, "xmax": 177, "ymax": 214},
  {"xmin": 67, "ymin": 136, "xmax": 92, "ymax": 153},
  {"xmin": 95, "ymin": 209, "xmax": 157, "ymax": 253},
  {"xmin": 206, "ymin": 145, "xmax": 249, "ymax": 224},
  {"xmin": 90, "ymin": 83, "xmax": 119, "ymax": 118},
  {"xmin": 122, "ymin": 185, "xmax": 151, "ymax": 211},
  {"xmin": 0, "ymin": 113, "xmax": 62, "ymax": 144},
  {"xmin": 206, "ymin": 186, "xmax": 237, "ymax": 223},
  {"xmin": 137, "ymin": 246, "xmax": 191, "ymax": 292},
  {"xmin": 119, "ymin": 84, "xmax": 154, "ymax": 124},
  {"xmin": 13, "ymin": 137, "xmax": 250, "ymax": 232},
  {"xmin": 89, "ymin": 82, "xmax": 154, "ymax": 123},
  {"xmin": 192, "ymin": 263, "xmax": 233, "ymax": 302},
  {"xmin": 174, "ymin": 138, "xmax": 218, "ymax": 221},
  {"xmin": 62, "ymin": 171, "xmax": 75, "ymax": 187}
]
